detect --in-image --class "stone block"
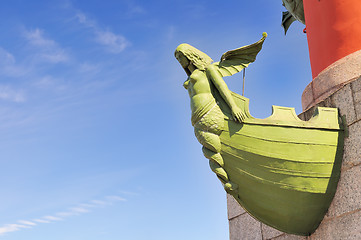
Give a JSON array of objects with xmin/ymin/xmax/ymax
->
[
  {"xmin": 311, "ymin": 210, "xmax": 361, "ymax": 240},
  {"xmin": 271, "ymin": 233, "xmax": 308, "ymax": 240},
  {"xmin": 355, "ymin": 103, "xmax": 361, "ymax": 120},
  {"xmin": 342, "ymin": 120, "xmax": 361, "ymax": 168},
  {"xmin": 229, "ymin": 213, "xmax": 262, "ymax": 240},
  {"xmin": 353, "ymin": 91, "xmax": 361, "ymax": 103},
  {"xmin": 351, "ymin": 77, "xmax": 361, "ymax": 120},
  {"xmin": 262, "ymin": 223, "xmax": 283, "ymax": 239},
  {"xmin": 318, "ymin": 96, "xmax": 334, "ymax": 108},
  {"xmin": 331, "ymin": 84, "xmax": 356, "ymax": 125},
  {"xmin": 227, "ymin": 194, "xmax": 245, "ymax": 220},
  {"xmin": 326, "ymin": 164, "xmax": 361, "ymax": 218},
  {"xmin": 301, "ymin": 82, "xmax": 314, "ymax": 110},
  {"xmin": 351, "ymin": 76, "xmax": 361, "ymax": 93}
]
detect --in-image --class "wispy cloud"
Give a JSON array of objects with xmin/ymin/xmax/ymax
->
[
  {"xmin": 75, "ymin": 12, "xmax": 129, "ymax": 53},
  {"xmin": 69, "ymin": 207, "xmax": 90, "ymax": 213},
  {"xmin": 95, "ymin": 30, "xmax": 128, "ymax": 53},
  {"xmin": 90, "ymin": 199, "xmax": 108, "ymax": 206},
  {"xmin": 33, "ymin": 219, "xmax": 50, "ymax": 224},
  {"xmin": 24, "ymin": 28, "xmax": 69, "ymax": 63},
  {"xmin": 0, "ymin": 195, "xmax": 128, "ymax": 236},
  {"xmin": 25, "ymin": 29, "xmax": 57, "ymax": 47},
  {"xmin": 0, "ymin": 85, "xmax": 26, "ymax": 103},
  {"xmin": 0, "ymin": 48, "xmax": 15, "ymax": 64},
  {"xmin": 0, "ymin": 224, "xmax": 30, "ymax": 235},
  {"xmin": 43, "ymin": 216, "xmax": 63, "ymax": 222},
  {"xmin": 17, "ymin": 220, "xmax": 36, "ymax": 226},
  {"xmin": 0, "ymin": 48, "xmax": 28, "ymax": 77}
]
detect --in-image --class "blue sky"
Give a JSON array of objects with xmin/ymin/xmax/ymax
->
[{"xmin": 0, "ymin": 1, "xmax": 311, "ymax": 239}]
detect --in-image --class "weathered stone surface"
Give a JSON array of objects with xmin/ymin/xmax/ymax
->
[
  {"xmin": 351, "ymin": 78, "xmax": 361, "ymax": 119},
  {"xmin": 229, "ymin": 213, "xmax": 262, "ymax": 240},
  {"xmin": 355, "ymin": 103, "xmax": 361, "ymax": 120},
  {"xmin": 311, "ymin": 210, "xmax": 361, "ymax": 240},
  {"xmin": 351, "ymin": 77, "xmax": 361, "ymax": 93},
  {"xmin": 342, "ymin": 120, "xmax": 361, "ymax": 168},
  {"xmin": 301, "ymin": 82, "xmax": 314, "ymax": 110},
  {"xmin": 262, "ymin": 223, "xmax": 283, "ymax": 239},
  {"xmin": 227, "ymin": 194, "xmax": 245, "ymax": 220},
  {"xmin": 326, "ymin": 164, "xmax": 361, "ymax": 218},
  {"xmin": 331, "ymin": 84, "xmax": 356, "ymax": 125},
  {"xmin": 271, "ymin": 233, "xmax": 308, "ymax": 240},
  {"xmin": 317, "ymin": 96, "xmax": 334, "ymax": 108},
  {"xmin": 353, "ymin": 90, "xmax": 361, "ymax": 103},
  {"xmin": 302, "ymin": 50, "xmax": 361, "ymax": 111}
]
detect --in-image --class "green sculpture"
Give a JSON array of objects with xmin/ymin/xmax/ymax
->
[
  {"xmin": 175, "ymin": 33, "xmax": 267, "ymax": 193},
  {"xmin": 175, "ymin": 33, "xmax": 345, "ymax": 235},
  {"xmin": 282, "ymin": 0, "xmax": 305, "ymax": 34}
]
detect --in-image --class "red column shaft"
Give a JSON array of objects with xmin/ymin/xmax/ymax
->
[{"xmin": 304, "ymin": 0, "xmax": 361, "ymax": 78}]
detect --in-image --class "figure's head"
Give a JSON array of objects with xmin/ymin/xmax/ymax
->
[{"xmin": 175, "ymin": 43, "xmax": 213, "ymax": 75}]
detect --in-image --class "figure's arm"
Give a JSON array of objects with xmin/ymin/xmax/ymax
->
[{"xmin": 206, "ymin": 65, "xmax": 245, "ymax": 122}]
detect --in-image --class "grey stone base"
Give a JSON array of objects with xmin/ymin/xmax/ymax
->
[{"xmin": 227, "ymin": 76, "xmax": 361, "ymax": 240}]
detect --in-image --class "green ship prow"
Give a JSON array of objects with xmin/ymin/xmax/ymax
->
[{"xmin": 214, "ymin": 89, "xmax": 344, "ymax": 236}]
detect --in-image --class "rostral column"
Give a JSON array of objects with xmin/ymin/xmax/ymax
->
[{"xmin": 302, "ymin": 0, "xmax": 361, "ymax": 110}]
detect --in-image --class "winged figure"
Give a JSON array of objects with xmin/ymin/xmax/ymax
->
[
  {"xmin": 282, "ymin": 0, "xmax": 305, "ymax": 34},
  {"xmin": 174, "ymin": 33, "xmax": 267, "ymax": 193}
]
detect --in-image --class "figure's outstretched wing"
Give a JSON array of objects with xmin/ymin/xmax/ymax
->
[
  {"xmin": 213, "ymin": 33, "xmax": 267, "ymax": 77},
  {"xmin": 281, "ymin": 0, "xmax": 305, "ymax": 34},
  {"xmin": 282, "ymin": 11, "xmax": 297, "ymax": 35}
]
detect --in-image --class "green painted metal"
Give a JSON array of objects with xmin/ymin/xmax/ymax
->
[
  {"xmin": 281, "ymin": 0, "xmax": 305, "ymax": 34},
  {"xmin": 175, "ymin": 33, "xmax": 344, "ymax": 236}
]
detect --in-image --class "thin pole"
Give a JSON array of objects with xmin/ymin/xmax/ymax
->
[{"xmin": 242, "ymin": 68, "xmax": 246, "ymax": 96}]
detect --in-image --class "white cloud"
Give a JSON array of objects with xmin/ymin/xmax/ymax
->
[
  {"xmin": 75, "ymin": 11, "xmax": 129, "ymax": 53},
  {"xmin": 0, "ymin": 48, "xmax": 15, "ymax": 64},
  {"xmin": 0, "ymin": 224, "xmax": 30, "ymax": 235},
  {"xmin": 75, "ymin": 12, "xmax": 95, "ymax": 28},
  {"xmin": 70, "ymin": 207, "xmax": 90, "ymax": 213},
  {"xmin": 41, "ymin": 51, "xmax": 68, "ymax": 63},
  {"xmin": 24, "ymin": 28, "xmax": 69, "ymax": 63},
  {"xmin": 0, "ymin": 194, "xmax": 129, "ymax": 236},
  {"xmin": 24, "ymin": 29, "xmax": 56, "ymax": 48},
  {"xmin": 95, "ymin": 30, "xmax": 128, "ymax": 53},
  {"xmin": 33, "ymin": 219, "xmax": 51, "ymax": 224},
  {"xmin": 18, "ymin": 220, "xmax": 37, "ymax": 226},
  {"xmin": 43, "ymin": 215, "xmax": 63, "ymax": 221},
  {"xmin": 0, "ymin": 48, "xmax": 28, "ymax": 77},
  {"xmin": 0, "ymin": 85, "xmax": 26, "ymax": 103}
]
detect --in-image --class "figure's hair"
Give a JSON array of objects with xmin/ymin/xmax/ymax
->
[{"xmin": 175, "ymin": 43, "xmax": 213, "ymax": 70}]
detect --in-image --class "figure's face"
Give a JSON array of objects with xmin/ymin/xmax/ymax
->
[{"xmin": 175, "ymin": 52, "xmax": 190, "ymax": 69}]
